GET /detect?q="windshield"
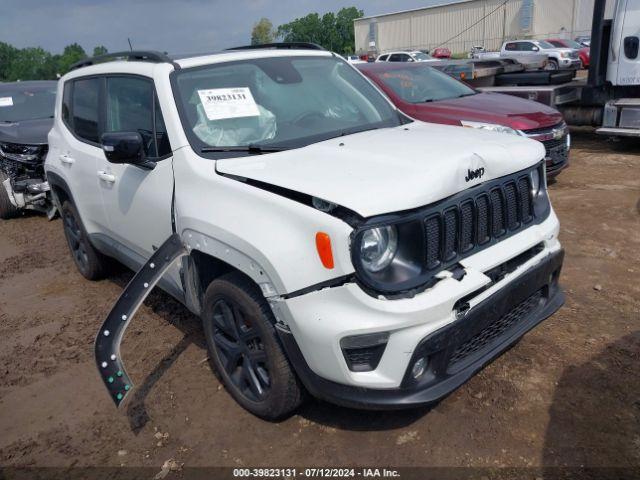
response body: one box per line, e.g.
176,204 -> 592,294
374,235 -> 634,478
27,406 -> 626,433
0,85 -> 56,123
372,65 -> 475,103
412,52 -> 433,61
537,40 -> 557,49
173,55 -> 403,153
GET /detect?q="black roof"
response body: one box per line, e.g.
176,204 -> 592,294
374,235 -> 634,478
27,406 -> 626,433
68,43 -> 328,72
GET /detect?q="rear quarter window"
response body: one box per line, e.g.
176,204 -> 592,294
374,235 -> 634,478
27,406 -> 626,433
71,78 -> 101,143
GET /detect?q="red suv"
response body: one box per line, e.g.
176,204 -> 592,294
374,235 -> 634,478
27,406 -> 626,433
547,38 -> 590,68
357,62 -> 570,177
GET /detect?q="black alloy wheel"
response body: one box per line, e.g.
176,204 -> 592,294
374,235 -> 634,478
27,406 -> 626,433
63,207 -> 90,272
202,272 -> 303,419
211,298 -> 271,401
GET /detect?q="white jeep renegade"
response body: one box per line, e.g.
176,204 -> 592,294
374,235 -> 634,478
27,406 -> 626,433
45,45 -> 564,419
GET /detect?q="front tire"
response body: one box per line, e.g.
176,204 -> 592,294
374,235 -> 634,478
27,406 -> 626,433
202,272 -> 303,420
60,200 -> 110,280
546,59 -> 559,71
0,171 -> 19,219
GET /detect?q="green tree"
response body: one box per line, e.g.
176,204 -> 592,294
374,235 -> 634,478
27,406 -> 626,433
251,18 -> 275,45
56,43 -> 87,75
6,47 -> 56,81
93,45 -> 108,57
0,42 -> 19,81
276,7 -> 363,54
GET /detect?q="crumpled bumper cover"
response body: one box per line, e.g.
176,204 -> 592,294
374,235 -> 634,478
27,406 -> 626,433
278,249 -> 564,410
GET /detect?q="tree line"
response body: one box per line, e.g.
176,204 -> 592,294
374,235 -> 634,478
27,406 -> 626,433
1,6 -> 363,82
251,7 -> 363,55
0,42 -> 107,82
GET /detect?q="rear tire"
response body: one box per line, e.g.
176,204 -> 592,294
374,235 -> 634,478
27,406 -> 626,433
60,200 -> 111,280
0,172 -> 19,219
202,272 -> 303,420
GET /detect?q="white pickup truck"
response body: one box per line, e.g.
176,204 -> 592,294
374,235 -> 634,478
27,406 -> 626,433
473,39 -> 581,71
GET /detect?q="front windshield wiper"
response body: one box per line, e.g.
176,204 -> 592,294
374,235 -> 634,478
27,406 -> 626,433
421,92 -> 476,103
200,144 -> 288,154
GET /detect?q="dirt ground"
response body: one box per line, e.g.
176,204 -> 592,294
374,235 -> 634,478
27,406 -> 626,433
0,130 -> 639,476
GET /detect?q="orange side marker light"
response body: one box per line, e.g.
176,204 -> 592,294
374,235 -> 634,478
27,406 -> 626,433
315,232 -> 334,269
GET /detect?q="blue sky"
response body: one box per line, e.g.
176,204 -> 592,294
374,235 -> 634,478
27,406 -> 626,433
1,0 -> 452,54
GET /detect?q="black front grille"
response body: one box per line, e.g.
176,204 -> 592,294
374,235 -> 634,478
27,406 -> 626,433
449,289 -> 543,365
542,137 -> 565,156
422,175 -> 535,272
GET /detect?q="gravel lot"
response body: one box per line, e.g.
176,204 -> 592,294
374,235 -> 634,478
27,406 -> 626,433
0,129 -> 638,474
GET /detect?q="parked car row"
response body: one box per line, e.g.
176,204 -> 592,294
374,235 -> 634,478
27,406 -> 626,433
2,44 -> 566,421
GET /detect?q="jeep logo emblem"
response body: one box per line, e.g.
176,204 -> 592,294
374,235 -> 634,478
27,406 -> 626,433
465,167 -> 485,182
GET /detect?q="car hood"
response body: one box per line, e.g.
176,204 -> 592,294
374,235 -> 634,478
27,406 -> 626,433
0,117 -> 52,145
413,92 -> 563,131
216,121 -> 544,218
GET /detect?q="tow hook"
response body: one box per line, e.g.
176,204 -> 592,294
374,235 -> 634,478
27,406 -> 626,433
94,233 -> 187,407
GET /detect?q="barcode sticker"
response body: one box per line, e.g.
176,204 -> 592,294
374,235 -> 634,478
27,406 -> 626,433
197,87 -> 259,121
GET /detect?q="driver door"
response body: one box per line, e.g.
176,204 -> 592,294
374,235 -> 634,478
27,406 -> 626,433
97,75 -> 175,268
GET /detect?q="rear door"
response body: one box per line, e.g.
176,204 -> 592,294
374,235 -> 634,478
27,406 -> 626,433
97,75 -> 175,267
53,77 -> 110,235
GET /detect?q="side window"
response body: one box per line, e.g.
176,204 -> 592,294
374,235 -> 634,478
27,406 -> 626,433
624,36 -> 639,59
378,54 -> 388,61
505,43 -> 517,51
106,76 -> 156,157
72,78 -> 100,143
105,76 -> 171,158
520,42 -> 535,51
389,54 -> 402,62
400,54 -> 411,62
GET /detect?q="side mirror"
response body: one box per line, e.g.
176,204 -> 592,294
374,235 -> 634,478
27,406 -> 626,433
532,46 -> 540,52
101,132 -> 155,170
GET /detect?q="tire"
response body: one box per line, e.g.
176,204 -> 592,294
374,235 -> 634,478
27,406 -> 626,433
60,200 -> 110,280
0,171 -> 19,220
202,272 -> 303,420
546,59 -> 559,71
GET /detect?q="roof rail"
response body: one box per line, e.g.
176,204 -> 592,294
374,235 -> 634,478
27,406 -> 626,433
69,50 -> 178,71
226,42 -> 326,51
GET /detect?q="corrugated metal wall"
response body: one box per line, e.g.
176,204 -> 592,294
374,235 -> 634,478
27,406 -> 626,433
532,0 -> 615,39
353,0 -> 615,55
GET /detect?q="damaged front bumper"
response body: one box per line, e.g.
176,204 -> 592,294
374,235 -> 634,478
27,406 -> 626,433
1,154 -> 54,216
277,248 -> 564,410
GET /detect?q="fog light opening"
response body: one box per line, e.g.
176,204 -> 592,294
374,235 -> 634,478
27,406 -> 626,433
411,357 -> 428,380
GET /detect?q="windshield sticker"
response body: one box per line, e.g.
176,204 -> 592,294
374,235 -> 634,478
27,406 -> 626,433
197,88 -> 259,121
0,97 -> 13,107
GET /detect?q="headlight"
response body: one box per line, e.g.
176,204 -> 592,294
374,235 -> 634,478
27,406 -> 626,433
531,168 -> 540,197
353,220 -> 425,293
460,121 -> 522,136
531,163 -> 549,217
0,142 -> 43,162
360,226 -> 398,272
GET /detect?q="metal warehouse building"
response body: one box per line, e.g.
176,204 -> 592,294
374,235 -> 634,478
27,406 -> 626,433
354,0 -> 614,55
